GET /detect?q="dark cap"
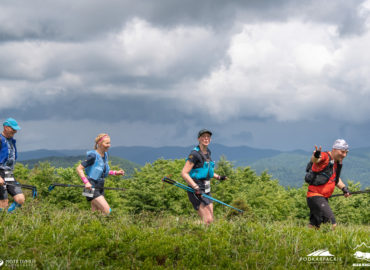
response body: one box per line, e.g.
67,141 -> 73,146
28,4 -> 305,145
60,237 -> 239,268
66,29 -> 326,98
198,129 -> 212,138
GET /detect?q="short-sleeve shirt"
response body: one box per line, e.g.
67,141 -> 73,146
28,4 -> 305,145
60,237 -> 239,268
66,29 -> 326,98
81,152 -> 97,168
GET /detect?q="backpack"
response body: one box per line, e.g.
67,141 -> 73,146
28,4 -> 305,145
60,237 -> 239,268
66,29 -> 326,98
304,152 -> 338,186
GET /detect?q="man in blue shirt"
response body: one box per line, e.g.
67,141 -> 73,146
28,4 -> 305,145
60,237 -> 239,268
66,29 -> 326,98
0,118 -> 25,213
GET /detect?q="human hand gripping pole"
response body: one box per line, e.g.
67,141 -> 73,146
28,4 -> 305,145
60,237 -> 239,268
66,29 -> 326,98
194,187 -> 204,199
162,177 -> 244,213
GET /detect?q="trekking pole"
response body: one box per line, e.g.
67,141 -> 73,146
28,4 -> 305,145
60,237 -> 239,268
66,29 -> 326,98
48,183 -> 126,192
4,183 -> 37,198
21,184 -> 38,198
330,189 -> 370,198
162,177 -> 244,213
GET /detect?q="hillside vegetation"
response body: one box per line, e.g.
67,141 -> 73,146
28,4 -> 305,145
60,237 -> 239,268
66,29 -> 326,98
18,144 -> 370,188
0,158 -> 368,269
1,206 -> 369,269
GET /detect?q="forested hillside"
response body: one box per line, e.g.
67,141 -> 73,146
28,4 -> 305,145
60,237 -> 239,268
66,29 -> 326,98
18,144 -> 370,188
249,151 -> 370,188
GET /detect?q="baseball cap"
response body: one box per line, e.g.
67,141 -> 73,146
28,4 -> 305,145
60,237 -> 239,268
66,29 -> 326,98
198,129 -> 212,138
3,118 -> 21,130
332,139 -> 348,151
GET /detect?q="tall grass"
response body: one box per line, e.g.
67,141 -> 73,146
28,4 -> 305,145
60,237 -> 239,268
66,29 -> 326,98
0,202 -> 368,269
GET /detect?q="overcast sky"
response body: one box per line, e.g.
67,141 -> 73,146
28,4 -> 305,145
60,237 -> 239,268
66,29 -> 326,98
2,0 -> 370,151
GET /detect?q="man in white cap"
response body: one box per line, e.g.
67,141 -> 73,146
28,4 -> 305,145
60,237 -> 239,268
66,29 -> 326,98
305,139 -> 351,230
0,117 -> 25,213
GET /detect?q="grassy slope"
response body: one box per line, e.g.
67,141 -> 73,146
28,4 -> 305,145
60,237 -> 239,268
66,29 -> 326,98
1,203 -> 368,269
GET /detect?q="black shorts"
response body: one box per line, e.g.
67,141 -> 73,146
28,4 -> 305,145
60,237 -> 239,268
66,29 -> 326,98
307,196 -> 336,227
0,170 -> 23,200
0,182 -> 23,200
85,179 -> 105,202
187,190 -> 213,211
85,188 -> 105,202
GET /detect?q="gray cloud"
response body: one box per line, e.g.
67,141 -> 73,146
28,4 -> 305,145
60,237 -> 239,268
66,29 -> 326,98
0,0 -> 365,42
2,0 -> 370,151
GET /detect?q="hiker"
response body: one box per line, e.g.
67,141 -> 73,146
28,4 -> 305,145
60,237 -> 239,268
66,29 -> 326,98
305,139 -> 351,230
0,118 -> 25,213
181,129 -> 227,224
76,133 -> 124,214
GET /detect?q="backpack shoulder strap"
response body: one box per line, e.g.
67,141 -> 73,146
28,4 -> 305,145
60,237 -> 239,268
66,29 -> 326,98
327,151 -> 333,162
335,162 -> 342,184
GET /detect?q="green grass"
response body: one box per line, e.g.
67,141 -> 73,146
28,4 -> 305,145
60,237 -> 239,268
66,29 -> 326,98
0,203 -> 368,269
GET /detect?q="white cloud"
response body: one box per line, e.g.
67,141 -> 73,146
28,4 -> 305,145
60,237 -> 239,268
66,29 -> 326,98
184,19 -> 370,123
114,18 -> 218,77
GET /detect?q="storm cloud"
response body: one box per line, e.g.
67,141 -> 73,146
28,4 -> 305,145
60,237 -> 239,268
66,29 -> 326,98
1,0 -> 370,151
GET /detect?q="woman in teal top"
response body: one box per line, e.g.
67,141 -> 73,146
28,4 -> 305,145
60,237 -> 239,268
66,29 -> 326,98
181,129 -> 226,225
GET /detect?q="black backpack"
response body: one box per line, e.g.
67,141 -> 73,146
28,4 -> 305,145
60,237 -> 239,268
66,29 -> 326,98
304,152 -> 341,186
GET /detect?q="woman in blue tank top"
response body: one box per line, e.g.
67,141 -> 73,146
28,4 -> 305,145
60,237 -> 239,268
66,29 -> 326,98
76,133 -> 124,214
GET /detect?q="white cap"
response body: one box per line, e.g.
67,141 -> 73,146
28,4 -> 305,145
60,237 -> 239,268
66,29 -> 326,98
332,139 -> 349,151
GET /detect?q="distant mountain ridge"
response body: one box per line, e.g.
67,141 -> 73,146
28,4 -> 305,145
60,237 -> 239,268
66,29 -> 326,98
19,155 -> 141,177
18,143 -> 284,165
18,144 -> 370,188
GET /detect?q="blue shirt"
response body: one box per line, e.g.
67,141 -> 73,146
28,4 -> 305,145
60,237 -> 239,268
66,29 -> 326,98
0,137 -> 16,171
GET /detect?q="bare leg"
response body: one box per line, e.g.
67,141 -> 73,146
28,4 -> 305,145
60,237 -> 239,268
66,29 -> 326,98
0,199 -> 9,209
198,203 -> 214,225
13,193 -> 25,205
91,196 -> 111,215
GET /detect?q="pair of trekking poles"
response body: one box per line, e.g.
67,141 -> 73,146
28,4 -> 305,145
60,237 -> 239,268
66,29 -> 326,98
47,180 -> 245,213
7,179 -> 370,212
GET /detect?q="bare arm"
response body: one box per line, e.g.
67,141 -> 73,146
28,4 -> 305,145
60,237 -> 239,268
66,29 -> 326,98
336,178 -> 350,197
109,169 -> 125,176
76,164 -> 92,190
181,160 -> 199,189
